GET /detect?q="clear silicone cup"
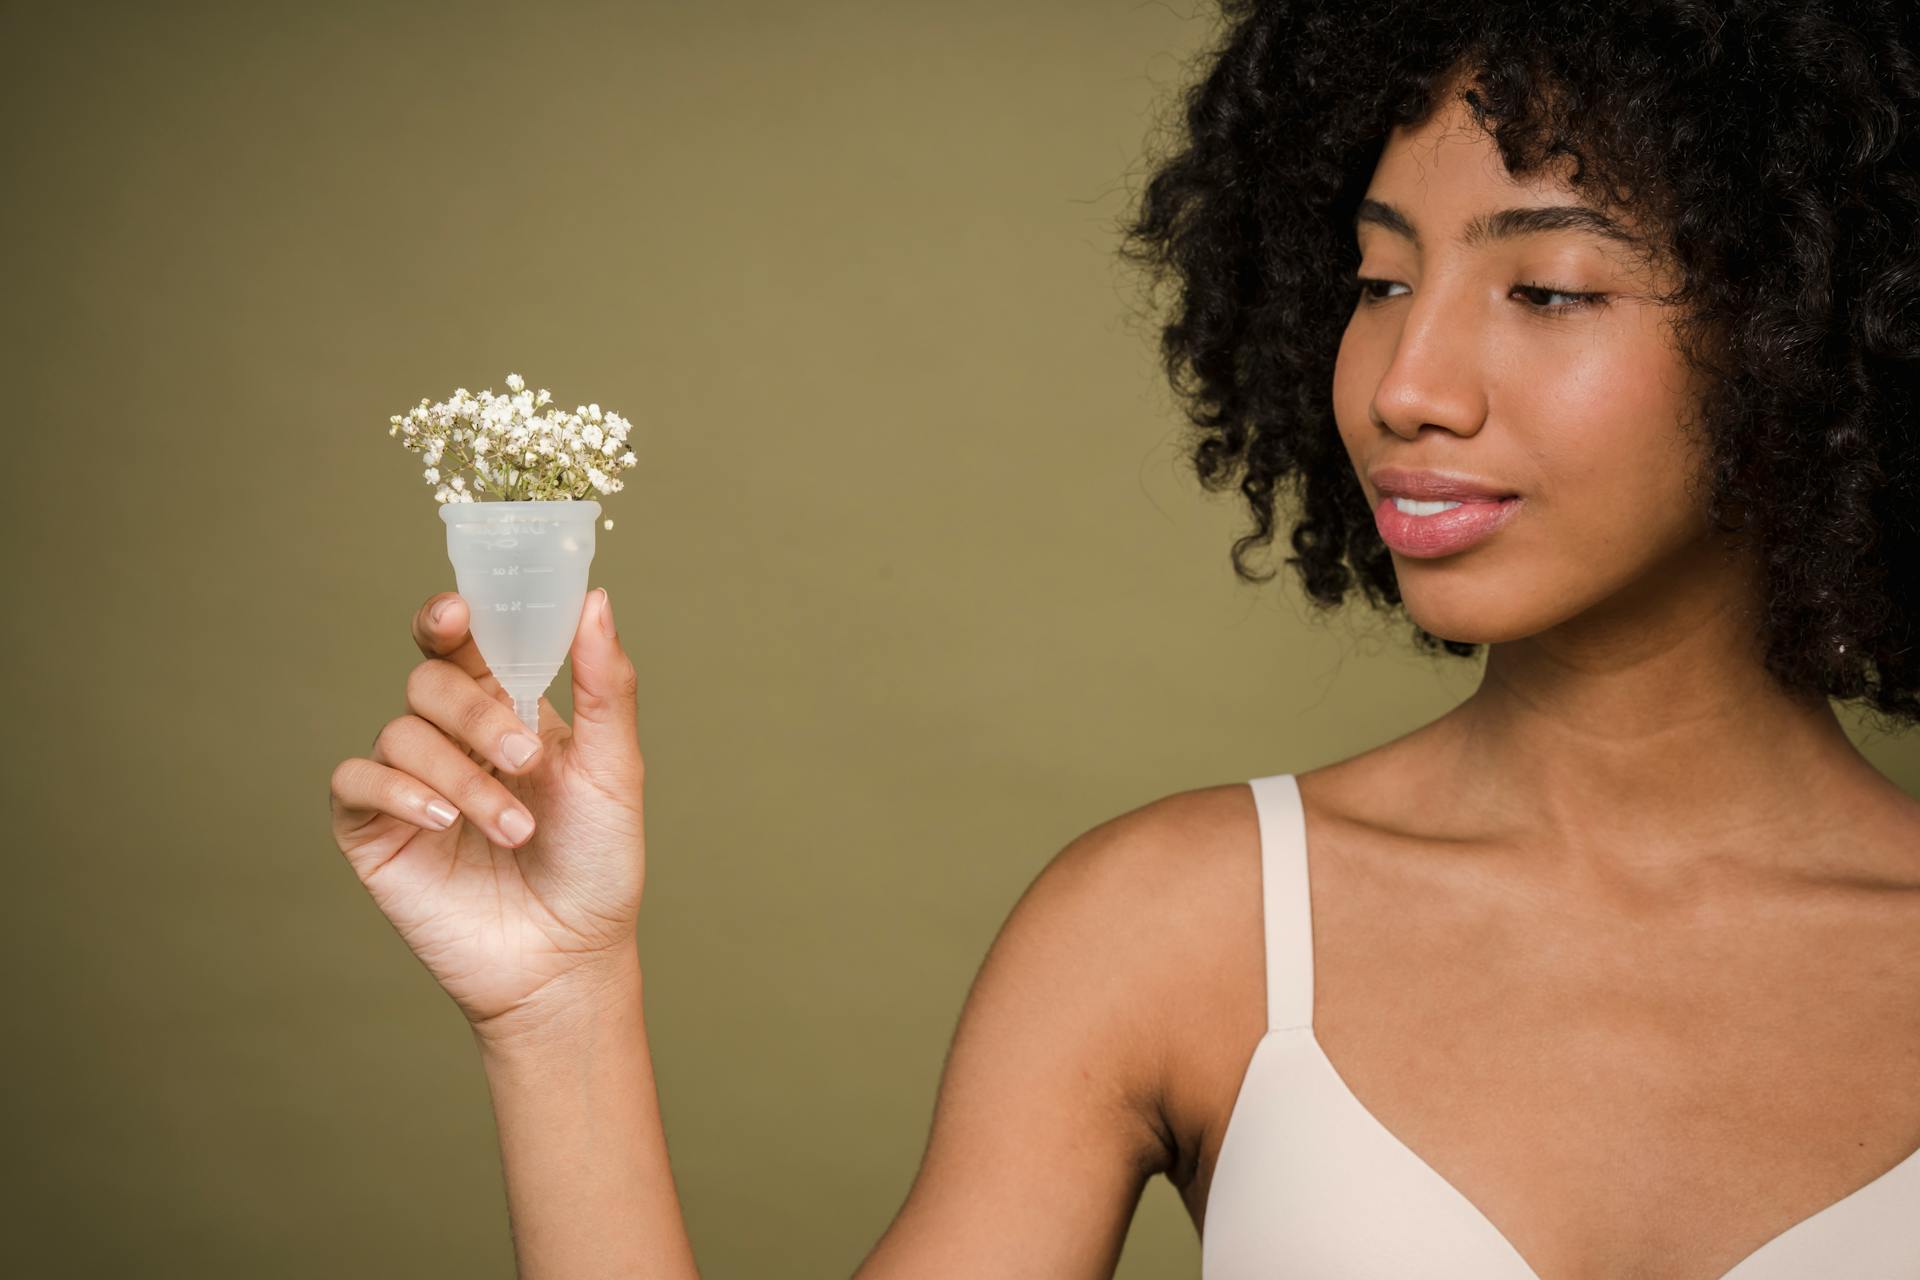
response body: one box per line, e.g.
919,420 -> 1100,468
438,499 -> 601,734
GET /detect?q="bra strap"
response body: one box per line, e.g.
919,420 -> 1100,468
1250,772 -> 1314,1032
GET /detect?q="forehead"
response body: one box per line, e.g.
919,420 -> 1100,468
1374,92 -> 1575,210
1361,92 -> 1653,259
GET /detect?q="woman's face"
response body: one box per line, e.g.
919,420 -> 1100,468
1332,88 -> 1727,647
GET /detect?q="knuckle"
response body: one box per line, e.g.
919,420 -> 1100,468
454,767 -> 498,809
404,658 -> 445,705
373,714 -> 433,765
458,690 -> 502,743
329,757 -> 359,798
371,717 -> 403,757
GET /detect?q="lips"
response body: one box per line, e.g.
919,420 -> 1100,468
1372,493 -> 1524,558
1367,466 -> 1518,503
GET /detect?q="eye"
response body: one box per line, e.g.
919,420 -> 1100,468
1352,275 -> 1407,305
1350,275 -> 1609,313
1511,281 -> 1608,311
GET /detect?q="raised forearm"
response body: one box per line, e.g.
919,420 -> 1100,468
472,949 -> 700,1280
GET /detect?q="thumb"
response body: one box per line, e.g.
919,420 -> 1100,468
567,587 -> 643,773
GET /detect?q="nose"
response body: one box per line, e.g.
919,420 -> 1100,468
1365,281 -> 1489,442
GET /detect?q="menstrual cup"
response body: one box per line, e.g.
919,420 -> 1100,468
439,499 -> 601,734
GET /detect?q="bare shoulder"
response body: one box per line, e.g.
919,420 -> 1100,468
1044,781 -> 1276,1202
958,779 -> 1266,1158
1029,780 -> 1261,942
850,779 -> 1263,1277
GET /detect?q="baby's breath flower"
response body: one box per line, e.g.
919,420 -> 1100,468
387,373 -> 641,514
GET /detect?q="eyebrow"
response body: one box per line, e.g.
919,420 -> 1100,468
1354,197 -> 1643,251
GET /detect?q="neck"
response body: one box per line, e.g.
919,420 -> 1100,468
1425,535 -> 1892,896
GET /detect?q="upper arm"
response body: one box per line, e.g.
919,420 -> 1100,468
851,791 -> 1207,1279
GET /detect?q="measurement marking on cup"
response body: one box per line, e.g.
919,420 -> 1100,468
491,601 -> 558,612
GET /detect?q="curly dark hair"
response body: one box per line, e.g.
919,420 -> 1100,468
1118,0 -> 1920,730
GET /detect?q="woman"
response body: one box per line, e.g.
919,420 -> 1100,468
327,1 -> 1920,1275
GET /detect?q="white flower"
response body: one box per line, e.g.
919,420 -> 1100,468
389,373 -> 638,510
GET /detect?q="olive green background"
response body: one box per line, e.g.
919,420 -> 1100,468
7,2 -> 1916,1276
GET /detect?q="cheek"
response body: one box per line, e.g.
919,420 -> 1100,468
1503,340 -> 1710,560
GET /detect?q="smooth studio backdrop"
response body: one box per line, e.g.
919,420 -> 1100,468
8,1 -> 1918,1276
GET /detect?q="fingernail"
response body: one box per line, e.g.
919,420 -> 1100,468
598,588 -> 616,637
502,733 -> 540,768
432,598 -> 454,624
424,798 -> 459,829
500,808 -> 534,844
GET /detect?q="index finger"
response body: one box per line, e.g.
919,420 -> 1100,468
412,592 -> 502,693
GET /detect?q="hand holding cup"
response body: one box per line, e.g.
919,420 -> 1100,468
327,587 -> 648,1040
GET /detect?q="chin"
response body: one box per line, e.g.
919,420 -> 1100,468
1395,571 -> 1556,647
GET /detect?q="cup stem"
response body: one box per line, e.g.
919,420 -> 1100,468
513,695 -> 540,735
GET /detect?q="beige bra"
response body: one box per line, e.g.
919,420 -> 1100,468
1200,772 -> 1920,1279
